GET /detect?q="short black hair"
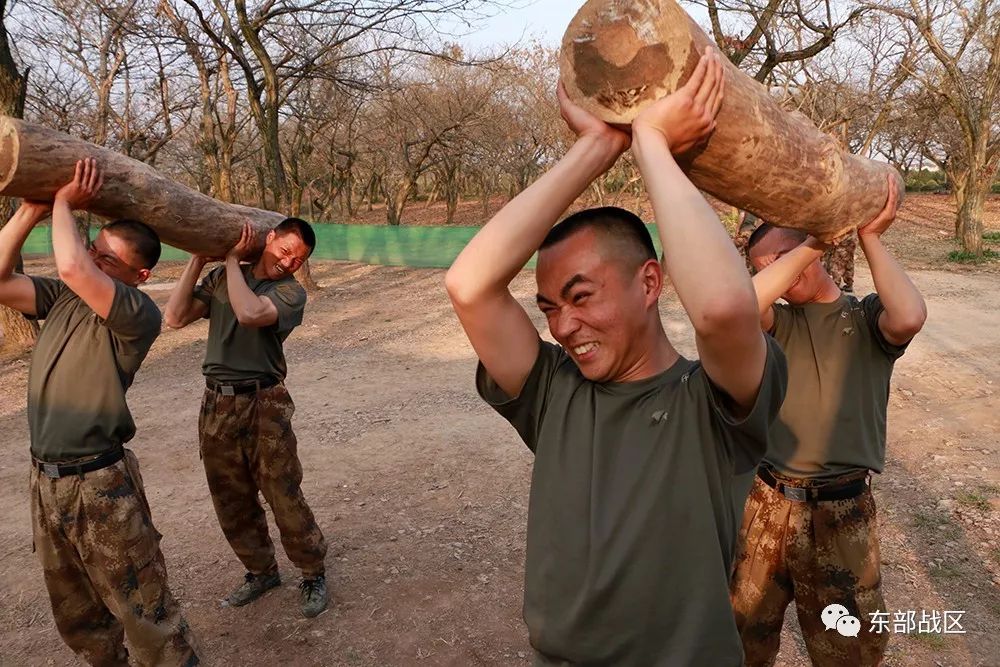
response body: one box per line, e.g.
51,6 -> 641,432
540,206 -> 656,271
274,217 -> 316,255
747,222 -> 807,254
103,219 -> 161,269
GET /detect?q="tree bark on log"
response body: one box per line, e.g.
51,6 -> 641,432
560,0 -> 903,241
0,117 -> 284,256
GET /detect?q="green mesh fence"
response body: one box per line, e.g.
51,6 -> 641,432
23,222 -> 664,269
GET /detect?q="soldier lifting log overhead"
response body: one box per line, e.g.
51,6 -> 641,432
0,158 -> 199,666
164,217 -> 329,619
731,178 -> 927,666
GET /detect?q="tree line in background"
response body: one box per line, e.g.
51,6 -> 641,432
0,0 -> 997,349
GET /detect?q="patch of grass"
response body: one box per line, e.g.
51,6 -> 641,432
979,482 -> 1000,496
929,562 -> 962,579
956,490 -> 994,512
947,249 -> 1000,263
983,231 -> 1000,242
910,632 -> 947,649
911,510 -> 960,540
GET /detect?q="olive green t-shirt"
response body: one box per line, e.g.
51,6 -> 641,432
26,277 -> 162,462
193,264 -> 306,382
766,293 -> 908,479
476,336 -> 787,666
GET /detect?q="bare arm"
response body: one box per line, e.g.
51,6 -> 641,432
51,159 -> 116,319
0,201 -> 50,315
445,85 -> 630,398
224,223 -> 279,328
164,256 -> 210,329
751,237 -> 828,331
858,177 -> 926,345
632,49 -> 766,411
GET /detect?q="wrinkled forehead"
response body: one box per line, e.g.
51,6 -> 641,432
270,230 -> 309,258
536,230 -> 609,289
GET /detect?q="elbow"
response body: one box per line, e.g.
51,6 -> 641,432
163,311 -> 184,330
693,293 -> 759,338
444,267 -> 476,309
893,307 -> 927,341
56,258 -> 87,285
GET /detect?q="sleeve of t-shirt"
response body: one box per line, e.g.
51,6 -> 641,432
860,293 -> 910,361
192,266 -> 223,314
101,281 -> 163,345
769,302 -> 792,337
262,280 -> 306,333
703,334 -> 789,473
29,276 -> 66,320
475,339 -> 565,453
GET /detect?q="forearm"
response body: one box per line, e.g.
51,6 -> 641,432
224,257 -> 270,323
446,133 -> 623,304
752,241 -> 826,315
860,234 -> 926,330
0,207 -> 40,278
165,257 -> 207,325
632,128 -> 756,330
51,199 -> 92,279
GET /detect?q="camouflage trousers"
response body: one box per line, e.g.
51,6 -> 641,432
199,383 -> 327,578
730,472 -> 888,667
30,449 -> 199,667
822,236 -> 857,292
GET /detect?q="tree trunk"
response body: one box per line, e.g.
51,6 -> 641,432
955,172 -> 985,255
0,117 -> 284,256
561,0 -> 902,241
0,3 -> 36,351
295,259 -> 319,292
384,179 -> 414,226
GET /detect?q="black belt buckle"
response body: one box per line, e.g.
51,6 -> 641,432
782,485 -> 810,502
220,385 -> 236,396
42,463 -> 61,479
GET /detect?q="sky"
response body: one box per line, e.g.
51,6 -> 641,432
461,0 -> 579,50
460,0 -> 712,51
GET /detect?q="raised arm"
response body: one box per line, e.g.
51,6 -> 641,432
224,223 -> 279,328
51,159 -> 116,319
164,255 -> 211,329
752,236 -> 828,331
631,49 -> 765,411
445,84 -> 630,398
857,175 -> 927,345
0,201 -> 51,315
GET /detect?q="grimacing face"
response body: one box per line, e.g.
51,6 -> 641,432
88,230 -> 150,287
749,230 -> 826,305
260,229 -> 310,280
535,228 -> 661,382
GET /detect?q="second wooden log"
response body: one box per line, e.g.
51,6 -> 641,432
0,117 -> 283,256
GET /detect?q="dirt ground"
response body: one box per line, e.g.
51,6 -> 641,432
0,198 -> 998,666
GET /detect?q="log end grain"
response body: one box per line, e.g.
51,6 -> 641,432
560,0 -> 696,124
0,117 -> 19,193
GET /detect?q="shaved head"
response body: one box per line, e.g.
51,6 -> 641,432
747,222 -> 808,259
541,206 -> 656,276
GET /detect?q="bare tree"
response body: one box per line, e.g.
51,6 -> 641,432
691,0 -> 867,82
870,0 -> 1000,254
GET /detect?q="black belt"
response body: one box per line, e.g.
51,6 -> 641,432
206,377 -> 280,396
758,466 -> 868,502
33,447 -> 125,479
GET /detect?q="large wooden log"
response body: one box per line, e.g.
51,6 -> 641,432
0,117 -> 282,256
560,0 -> 903,241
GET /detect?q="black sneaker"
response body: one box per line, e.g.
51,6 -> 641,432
225,571 -> 280,607
299,575 -> 328,618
